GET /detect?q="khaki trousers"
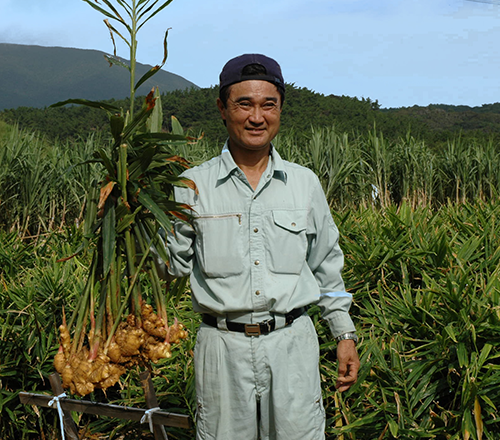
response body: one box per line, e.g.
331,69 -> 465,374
194,314 -> 326,440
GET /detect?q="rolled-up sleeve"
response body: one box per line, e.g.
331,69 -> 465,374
307,179 -> 356,338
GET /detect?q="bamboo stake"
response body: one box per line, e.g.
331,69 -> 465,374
48,373 -> 79,440
140,371 -> 169,440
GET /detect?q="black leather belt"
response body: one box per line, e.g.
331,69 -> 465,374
202,307 -> 305,337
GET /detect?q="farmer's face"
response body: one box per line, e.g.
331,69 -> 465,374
217,80 -> 282,153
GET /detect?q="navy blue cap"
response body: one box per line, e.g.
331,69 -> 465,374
219,54 -> 285,91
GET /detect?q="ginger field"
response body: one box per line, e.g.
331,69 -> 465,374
1,123 -> 500,439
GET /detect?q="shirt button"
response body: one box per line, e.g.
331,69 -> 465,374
255,290 -> 261,295
254,260 -> 260,266
254,228 -> 259,233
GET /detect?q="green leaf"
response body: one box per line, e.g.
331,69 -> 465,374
167,275 -> 189,306
120,106 -> 155,142
102,198 -> 116,278
171,116 -> 184,135
110,113 -> 125,143
142,220 -> 169,264
81,0 -> 121,21
133,132 -> 188,143
462,409 -> 474,440
479,394 -> 497,411
457,342 -> 469,368
83,182 -> 100,246
98,0 -> 127,23
96,148 -> 117,178
444,323 -> 458,343
388,419 -> 399,437
50,98 -> 120,112
137,0 -> 174,29
147,88 -> 163,133
103,17 -> 131,47
104,54 -> 130,71
155,174 -> 192,186
116,206 -> 141,233
115,201 -> 130,220
478,344 -> 493,370
135,65 -> 162,91
115,0 -> 133,16
127,145 -> 156,180
410,370 -> 439,413
137,189 -> 172,233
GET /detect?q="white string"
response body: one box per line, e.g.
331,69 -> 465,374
141,406 -> 161,433
48,392 -> 67,440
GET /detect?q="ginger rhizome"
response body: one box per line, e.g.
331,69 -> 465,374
54,304 -> 187,396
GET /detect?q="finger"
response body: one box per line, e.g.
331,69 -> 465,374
335,374 -> 357,392
336,366 -> 358,387
338,361 -> 347,376
336,383 -> 350,392
347,361 -> 360,380
335,379 -> 354,392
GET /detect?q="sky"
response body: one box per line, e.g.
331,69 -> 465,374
1,0 -> 500,108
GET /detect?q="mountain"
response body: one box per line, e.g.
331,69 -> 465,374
0,43 -> 198,110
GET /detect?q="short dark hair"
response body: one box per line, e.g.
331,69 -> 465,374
219,63 -> 285,108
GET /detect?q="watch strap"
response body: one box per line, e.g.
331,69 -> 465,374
336,332 -> 358,344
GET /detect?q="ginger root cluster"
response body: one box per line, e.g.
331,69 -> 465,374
54,304 -> 188,396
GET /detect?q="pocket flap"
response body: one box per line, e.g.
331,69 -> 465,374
272,210 -> 307,233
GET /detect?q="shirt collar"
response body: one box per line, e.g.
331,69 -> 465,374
217,141 -> 288,184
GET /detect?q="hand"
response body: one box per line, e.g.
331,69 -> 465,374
335,339 -> 360,392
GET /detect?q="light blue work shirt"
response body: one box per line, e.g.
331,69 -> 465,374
167,143 -> 355,337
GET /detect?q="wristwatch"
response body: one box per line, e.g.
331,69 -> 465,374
336,332 -> 358,345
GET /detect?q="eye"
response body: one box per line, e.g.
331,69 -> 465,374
263,102 -> 278,110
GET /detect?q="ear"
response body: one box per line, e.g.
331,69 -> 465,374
216,98 -> 226,121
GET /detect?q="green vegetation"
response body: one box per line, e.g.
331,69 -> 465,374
0,227 -> 198,439
43,0 -> 199,410
4,83 -> 500,149
327,202 -> 500,439
0,123 -> 101,236
2,112 -> 499,237
2,198 -> 499,439
1,121 -> 500,438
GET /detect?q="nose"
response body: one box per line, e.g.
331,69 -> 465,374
248,105 -> 264,124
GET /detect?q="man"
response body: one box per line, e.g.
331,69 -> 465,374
166,54 -> 359,440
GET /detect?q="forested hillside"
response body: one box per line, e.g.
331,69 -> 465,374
383,103 -> 500,141
3,84 -> 500,148
0,43 -> 198,110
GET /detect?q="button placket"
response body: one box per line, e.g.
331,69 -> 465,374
249,196 -> 265,310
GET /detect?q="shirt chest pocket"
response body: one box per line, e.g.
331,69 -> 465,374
195,214 -> 244,278
266,210 -> 308,274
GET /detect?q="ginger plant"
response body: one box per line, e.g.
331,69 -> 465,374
51,0 -> 194,396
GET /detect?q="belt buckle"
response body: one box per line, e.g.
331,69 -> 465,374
244,323 -> 261,337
